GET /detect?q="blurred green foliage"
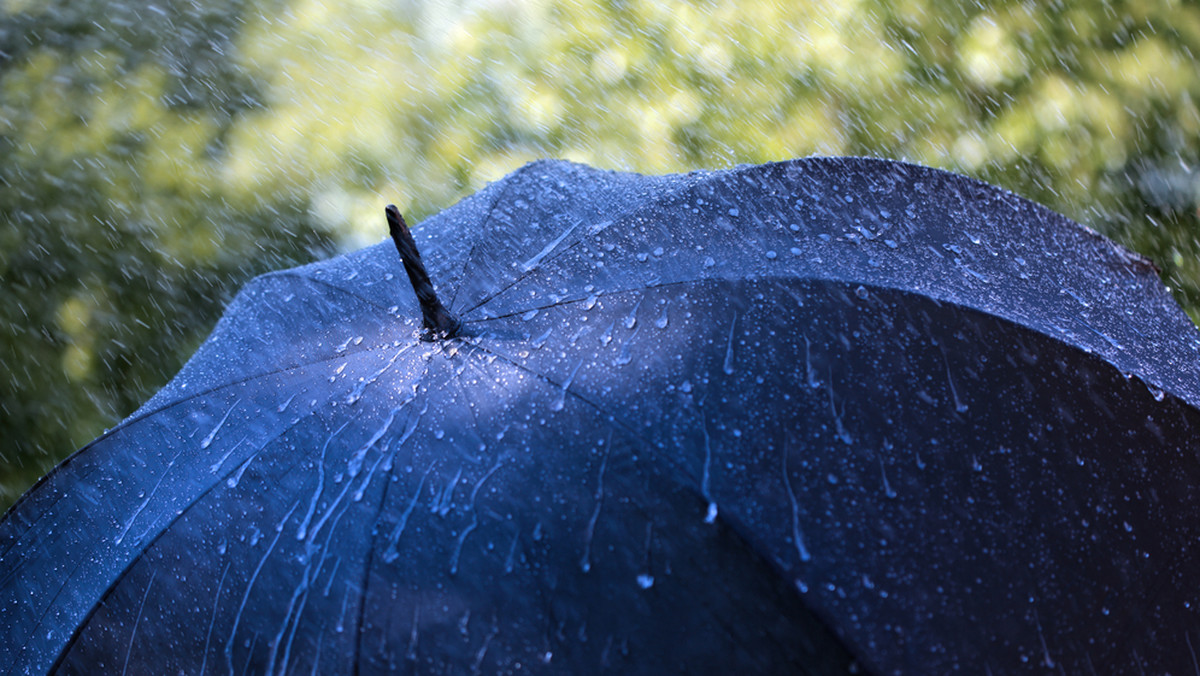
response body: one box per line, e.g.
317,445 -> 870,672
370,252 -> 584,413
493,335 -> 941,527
2,0 -> 1198,508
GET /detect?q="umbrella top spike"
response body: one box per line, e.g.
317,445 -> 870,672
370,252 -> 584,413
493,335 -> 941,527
385,205 -> 462,338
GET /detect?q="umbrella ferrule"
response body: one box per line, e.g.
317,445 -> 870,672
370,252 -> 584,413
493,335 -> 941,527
386,205 -> 463,338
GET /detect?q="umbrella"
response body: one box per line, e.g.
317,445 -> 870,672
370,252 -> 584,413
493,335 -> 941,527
3,157 -> 1200,674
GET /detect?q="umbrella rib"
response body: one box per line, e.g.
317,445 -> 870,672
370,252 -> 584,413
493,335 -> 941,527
350,453 -> 403,676
458,235 -> 590,318
119,569 -> 156,676
255,270 -> 396,314
13,555 -> 92,676
446,162 -> 539,312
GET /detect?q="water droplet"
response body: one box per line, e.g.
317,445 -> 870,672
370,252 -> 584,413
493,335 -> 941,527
855,286 -> 869,300
636,573 -> 655,589
766,250 -> 777,259
521,309 -> 539,321
623,298 -> 641,330
703,256 -> 715,268
276,393 -> 295,415
790,247 -> 802,256
652,246 -> 664,257
728,207 -> 740,217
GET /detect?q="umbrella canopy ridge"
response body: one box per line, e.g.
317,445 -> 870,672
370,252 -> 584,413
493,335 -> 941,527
2,157 -> 1200,674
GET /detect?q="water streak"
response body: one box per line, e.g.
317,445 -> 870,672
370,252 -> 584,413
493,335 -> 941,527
782,442 -> 811,562
723,314 -> 738,375
346,347 -> 408,405
580,439 -> 611,572
201,399 -> 241,449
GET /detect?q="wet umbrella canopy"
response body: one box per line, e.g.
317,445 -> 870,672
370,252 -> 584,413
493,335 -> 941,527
3,157 -> 1200,674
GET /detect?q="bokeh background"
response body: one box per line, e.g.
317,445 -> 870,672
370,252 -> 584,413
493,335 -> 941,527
2,0 -> 1198,508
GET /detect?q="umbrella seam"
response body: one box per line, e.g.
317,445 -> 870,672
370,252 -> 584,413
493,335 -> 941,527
12,555 -> 91,676
447,161 -> 543,312
252,270 -> 396,314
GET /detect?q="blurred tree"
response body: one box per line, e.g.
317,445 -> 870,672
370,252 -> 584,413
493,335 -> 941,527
0,0 -> 336,504
2,0 -> 1198,508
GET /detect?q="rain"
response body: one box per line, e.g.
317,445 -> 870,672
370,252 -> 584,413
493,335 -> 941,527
3,1 -> 1200,674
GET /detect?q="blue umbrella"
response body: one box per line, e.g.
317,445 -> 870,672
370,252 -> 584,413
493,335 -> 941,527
3,158 -> 1199,674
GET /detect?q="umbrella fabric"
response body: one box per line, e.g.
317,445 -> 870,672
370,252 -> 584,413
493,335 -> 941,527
3,157 -> 1200,674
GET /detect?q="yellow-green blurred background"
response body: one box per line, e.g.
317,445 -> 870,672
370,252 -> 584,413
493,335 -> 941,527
2,0 -> 1199,508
